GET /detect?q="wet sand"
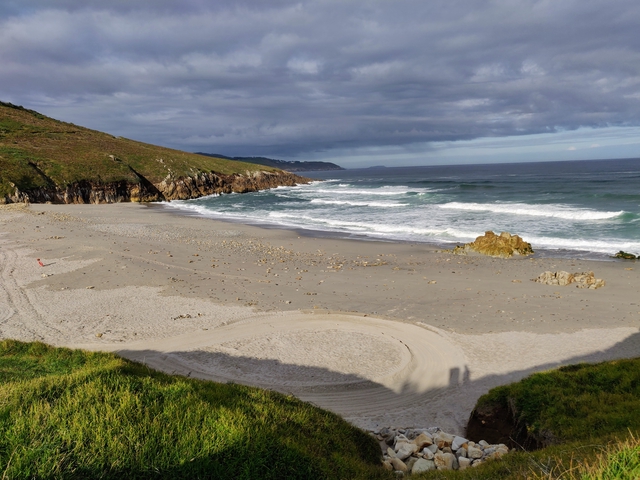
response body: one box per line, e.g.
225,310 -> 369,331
1,202 -> 639,433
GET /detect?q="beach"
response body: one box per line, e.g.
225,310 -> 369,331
1,202 -> 639,434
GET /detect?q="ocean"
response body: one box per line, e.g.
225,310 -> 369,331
165,158 -> 640,261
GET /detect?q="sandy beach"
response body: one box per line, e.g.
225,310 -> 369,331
1,202 -> 639,434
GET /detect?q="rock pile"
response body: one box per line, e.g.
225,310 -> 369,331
371,427 -> 509,475
452,231 -> 534,258
533,271 -> 605,289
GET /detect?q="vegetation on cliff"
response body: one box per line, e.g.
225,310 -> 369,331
0,101 -> 308,203
0,340 -> 389,479
197,153 -> 345,172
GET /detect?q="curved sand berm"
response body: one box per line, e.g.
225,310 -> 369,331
1,203 -> 639,433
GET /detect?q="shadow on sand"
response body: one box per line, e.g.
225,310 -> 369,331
115,329 -> 640,438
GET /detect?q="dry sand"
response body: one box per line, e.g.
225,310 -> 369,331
1,202 -> 639,434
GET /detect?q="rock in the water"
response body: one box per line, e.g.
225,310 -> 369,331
614,250 -> 637,260
453,231 -> 534,258
412,458 -> 436,473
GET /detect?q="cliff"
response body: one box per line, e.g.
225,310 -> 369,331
0,101 -> 309,204
4,170 -> 306,204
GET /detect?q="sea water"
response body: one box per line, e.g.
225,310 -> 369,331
165,158 -> 640,260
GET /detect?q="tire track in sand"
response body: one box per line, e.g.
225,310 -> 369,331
0,246 -> 63,340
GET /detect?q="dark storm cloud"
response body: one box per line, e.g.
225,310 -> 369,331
1,0 -> 640,159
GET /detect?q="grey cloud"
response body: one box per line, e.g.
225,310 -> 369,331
1,0 -> 640,160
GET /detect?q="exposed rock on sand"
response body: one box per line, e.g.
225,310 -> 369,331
453,231 -> 534,258
533,271 -> 605,289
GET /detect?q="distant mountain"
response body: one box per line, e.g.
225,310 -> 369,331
0,101 -> 308,204
197,153 -> 344,172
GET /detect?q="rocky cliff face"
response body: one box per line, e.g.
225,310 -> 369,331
2,170 -> 309,204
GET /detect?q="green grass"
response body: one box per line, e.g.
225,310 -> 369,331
2,341 -> 638,479
413,358 -> 640,479
0,340 -> 390,479
0,101 -> 276,197
475,358 -> 640,445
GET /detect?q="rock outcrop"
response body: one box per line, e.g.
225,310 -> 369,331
453,231 -> 534,258
2,170 -> 308,204
373,427 -> 509,475
533,271 -> 605,289
614,251 -> 637,260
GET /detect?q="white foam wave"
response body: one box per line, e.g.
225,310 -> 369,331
267,212 -> 476,238
439,202 -> 623,221
310,186 -> 434,196
310,199 -> 406,208
524,235 -> 640,256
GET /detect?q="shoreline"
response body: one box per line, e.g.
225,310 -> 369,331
1,202 -> 638,434
155,200 -> 627,263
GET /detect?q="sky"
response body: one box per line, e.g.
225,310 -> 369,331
2,0 -> 640,168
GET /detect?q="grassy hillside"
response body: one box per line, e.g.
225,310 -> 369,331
0,102 -> 275,198
0,340 -> 389,479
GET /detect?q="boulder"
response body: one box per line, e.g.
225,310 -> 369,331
395,442 -> 419,460
413,433 -> 433,449
426,443 -> 438,454
421,448 -> 435,460
454,231 -> 534,258
456,446 -> 467,458
434,452 -> 456,470
614,251 -> 637,260
452,435 -> 469,451
458,457 -> 472,470
412,458 -> 436,473
467,445 -> 484,459
433,431 -> 454,449
405,457 -> 418,472
389,457 -> 408,473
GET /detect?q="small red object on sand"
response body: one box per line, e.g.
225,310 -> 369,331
37,259 -> 44,267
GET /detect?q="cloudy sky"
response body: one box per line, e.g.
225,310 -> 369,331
2,0 -> 640,167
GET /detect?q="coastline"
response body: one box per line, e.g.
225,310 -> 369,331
155,200 -> 629,262
1,202 -> 638,434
